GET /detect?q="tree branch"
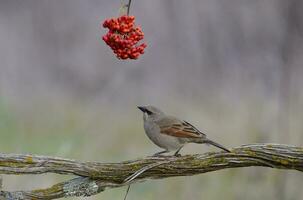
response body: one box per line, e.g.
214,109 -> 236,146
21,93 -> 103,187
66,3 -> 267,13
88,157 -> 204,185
0,143 -> 302,199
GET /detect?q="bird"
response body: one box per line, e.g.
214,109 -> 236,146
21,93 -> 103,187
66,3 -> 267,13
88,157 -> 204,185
138,105 -> 230,156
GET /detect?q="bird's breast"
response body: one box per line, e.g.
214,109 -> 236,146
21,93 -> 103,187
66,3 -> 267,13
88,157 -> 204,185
143,121 -> 183,151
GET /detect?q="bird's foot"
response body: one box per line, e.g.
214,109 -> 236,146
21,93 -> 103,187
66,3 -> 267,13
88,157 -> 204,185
153,150 -> 169,157
174,153 -> 182,157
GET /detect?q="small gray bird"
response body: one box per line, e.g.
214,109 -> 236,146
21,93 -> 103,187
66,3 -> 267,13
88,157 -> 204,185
138,105 -> 230,156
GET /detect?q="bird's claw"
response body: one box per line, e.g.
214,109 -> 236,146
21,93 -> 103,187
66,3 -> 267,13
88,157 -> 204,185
174,153 -> 181,157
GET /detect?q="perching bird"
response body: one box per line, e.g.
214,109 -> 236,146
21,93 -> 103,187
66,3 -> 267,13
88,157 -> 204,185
138,105 -> 230,156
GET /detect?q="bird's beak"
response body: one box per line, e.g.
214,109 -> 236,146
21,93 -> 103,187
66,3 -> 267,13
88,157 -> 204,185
137,106 -> 146,113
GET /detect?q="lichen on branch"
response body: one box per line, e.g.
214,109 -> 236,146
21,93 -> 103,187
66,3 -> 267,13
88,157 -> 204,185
0,143 -> 302,199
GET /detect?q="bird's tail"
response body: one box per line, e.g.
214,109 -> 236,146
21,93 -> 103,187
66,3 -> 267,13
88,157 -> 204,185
204,139 -> 230,152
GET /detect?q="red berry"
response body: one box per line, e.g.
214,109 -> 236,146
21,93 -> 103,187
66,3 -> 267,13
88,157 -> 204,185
102,15 -> 147,60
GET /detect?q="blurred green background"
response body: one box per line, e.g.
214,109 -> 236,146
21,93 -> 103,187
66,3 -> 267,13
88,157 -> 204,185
0,0 -> 303,199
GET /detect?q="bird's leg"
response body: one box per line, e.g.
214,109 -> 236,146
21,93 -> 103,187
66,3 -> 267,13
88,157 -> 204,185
153,150 -> 169,156
174,147 -> 184,157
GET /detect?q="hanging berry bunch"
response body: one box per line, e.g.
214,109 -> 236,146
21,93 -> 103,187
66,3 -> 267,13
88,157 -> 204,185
102,0 -> 147,60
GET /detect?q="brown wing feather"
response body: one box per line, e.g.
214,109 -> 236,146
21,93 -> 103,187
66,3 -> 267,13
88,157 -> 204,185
182,121 -> 206,136
161,126 -> 202,138
159,118 -> 205,138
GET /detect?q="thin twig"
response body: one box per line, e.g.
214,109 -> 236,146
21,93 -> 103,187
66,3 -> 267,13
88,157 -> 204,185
124,160 -> 172,183
123,158 -> 172,200
127,0 -> 132,15
123,185 -> 131,200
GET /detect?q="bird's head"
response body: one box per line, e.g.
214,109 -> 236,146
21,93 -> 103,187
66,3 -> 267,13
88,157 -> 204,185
137,105 -> 164,121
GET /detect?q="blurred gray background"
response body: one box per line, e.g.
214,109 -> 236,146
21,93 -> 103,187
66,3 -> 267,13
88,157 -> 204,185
0,0 -> 303,199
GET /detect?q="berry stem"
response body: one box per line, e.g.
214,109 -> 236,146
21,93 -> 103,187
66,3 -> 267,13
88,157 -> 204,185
127,0 -> 132,15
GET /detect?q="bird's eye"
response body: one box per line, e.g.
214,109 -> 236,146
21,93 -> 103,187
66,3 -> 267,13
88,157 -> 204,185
145,109 -> 153,115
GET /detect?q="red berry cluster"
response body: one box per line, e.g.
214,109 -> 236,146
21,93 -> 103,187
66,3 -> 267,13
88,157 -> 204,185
102,15 -> 147,60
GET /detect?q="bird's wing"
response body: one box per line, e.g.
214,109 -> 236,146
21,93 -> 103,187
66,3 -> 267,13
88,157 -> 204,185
157,117 -> 205,138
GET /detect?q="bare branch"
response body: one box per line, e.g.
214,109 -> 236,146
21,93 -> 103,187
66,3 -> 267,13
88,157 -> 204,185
0,144 -> 302,199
